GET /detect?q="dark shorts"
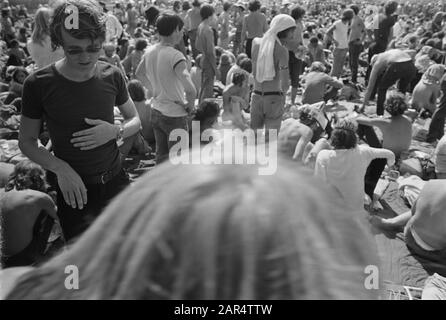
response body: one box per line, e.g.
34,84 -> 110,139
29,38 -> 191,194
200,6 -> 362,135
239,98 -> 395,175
405,225 -> 446,277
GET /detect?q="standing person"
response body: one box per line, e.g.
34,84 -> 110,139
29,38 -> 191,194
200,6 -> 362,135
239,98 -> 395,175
365,1 -> 399,84
18,0 -> 141,241
241,0 -> 268,58
218,1 -> 231,50
251,14 -> 296,138
114,2 -> 126,26
99,1 -> 123,43
27,7 -> 64,70
348,5 -> 365,84
287,5 -> 305,105
232,2 -> 245,56
325,9 -> 354,78
1,7 -> 15,46
196,4 -> 217,102
428,72 -> 446,142
362,49 -> 416,116
126,2 -> 139,38
136,12 -> 196,163
179,1 -> 191,49
186,0 -> 202,59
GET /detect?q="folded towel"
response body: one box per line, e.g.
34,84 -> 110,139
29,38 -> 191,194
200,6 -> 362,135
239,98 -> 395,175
256,14 -> 295,83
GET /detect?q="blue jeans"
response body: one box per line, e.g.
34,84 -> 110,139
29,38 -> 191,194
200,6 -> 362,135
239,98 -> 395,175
349,40 -> 363,83
200,62 -> 215,102
151,109 -> 189,164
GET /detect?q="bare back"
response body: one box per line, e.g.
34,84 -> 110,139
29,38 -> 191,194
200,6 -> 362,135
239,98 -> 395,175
380,116 -> 412,157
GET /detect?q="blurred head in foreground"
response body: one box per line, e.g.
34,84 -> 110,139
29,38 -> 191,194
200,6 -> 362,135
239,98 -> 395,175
6,154 -> 380,299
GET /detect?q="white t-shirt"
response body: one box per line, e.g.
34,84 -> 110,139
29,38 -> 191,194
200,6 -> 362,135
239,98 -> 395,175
434,135 -> 446,173
333,20 -> 350,49
27,36 -> 65,70
140,44 -> 188,117
315,145 -> 392,211
105,13 -> 123,42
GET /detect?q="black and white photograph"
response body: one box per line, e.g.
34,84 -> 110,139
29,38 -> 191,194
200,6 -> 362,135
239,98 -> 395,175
0,0 -> 446,305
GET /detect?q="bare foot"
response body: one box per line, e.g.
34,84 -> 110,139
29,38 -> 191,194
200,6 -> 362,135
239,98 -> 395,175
371,199 -> 383,212
367,215 -> 394,230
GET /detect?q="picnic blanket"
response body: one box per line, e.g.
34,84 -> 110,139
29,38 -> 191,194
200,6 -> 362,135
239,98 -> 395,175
375,229 -> 429,289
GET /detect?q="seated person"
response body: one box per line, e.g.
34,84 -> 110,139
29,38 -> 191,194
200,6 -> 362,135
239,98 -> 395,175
218,53 -> 233,85
278,117 -> 314,162
127,79 -> 155,146
122,38 -> 148,79
0,160 -> 58,269
225,53 -> 248,85
307,36 -> 326,65
101,42 -> 126,77
422,273 -> 446,300
222,71 -> 249,130
315,119 -> 395,213
369,180 -> 446,279
433,135 -> 446,179
301,61 -> 343,105
279,101 -> 340,164
7,39 -> 27,66
190,99 -> 221,146
411,64 -> 445,114
427,72 -> 446,142
4,66 -> 28,106
354,91 -> 412,199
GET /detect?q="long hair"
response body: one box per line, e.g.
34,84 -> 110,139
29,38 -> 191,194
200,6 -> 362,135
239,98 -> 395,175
32,7 -> 52,46
6,157 -> 380,299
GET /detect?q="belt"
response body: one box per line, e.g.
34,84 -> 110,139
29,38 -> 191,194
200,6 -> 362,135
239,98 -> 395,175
82,165 -> 122,185
253,90 -> 283,96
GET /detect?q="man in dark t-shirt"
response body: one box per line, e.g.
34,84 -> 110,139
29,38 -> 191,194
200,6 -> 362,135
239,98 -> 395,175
19,0 -> 141,241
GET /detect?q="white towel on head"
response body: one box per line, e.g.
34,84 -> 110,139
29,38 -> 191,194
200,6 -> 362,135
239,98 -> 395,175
255,14 -> 296,83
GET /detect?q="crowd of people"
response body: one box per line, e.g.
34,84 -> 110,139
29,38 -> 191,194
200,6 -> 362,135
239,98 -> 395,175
1,0 -> 446,300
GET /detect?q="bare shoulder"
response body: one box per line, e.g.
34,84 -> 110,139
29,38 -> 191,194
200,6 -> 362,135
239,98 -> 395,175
4,189 -> 53,208
274,43 -> 288,63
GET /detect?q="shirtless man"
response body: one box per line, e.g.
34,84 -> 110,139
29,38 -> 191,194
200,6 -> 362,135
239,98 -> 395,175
369,179 -> 446,279
222,70 -> 249,129
411,64 -> 445,114
356,91 -> 412,199
251,14 -> 296,138
363,49 -> 417,116
1,160 -> 58,268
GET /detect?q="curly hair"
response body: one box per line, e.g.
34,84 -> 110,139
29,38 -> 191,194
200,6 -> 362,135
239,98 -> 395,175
5,160 -> 49,193
193,99 -> 220,124
384,91 -> 408,116
330,119 -> 358,150
50,0 -> 107,50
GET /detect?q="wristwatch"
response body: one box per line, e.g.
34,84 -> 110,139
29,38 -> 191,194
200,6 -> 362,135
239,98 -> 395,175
116,123 -> 124,142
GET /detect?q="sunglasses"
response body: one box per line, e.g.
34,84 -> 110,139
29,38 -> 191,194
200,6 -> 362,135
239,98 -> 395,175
65,46 -> 102,56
